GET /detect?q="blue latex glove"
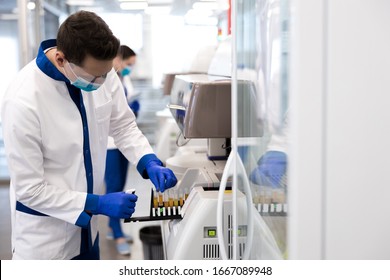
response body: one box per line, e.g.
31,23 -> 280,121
92,192 -> 138,219
249,151 -> 287,188
146,160 -> 177,192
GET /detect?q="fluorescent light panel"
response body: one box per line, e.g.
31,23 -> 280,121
144,6 -> 171,15
120,2 -> 148,10
118,0 -> 146,2
66,0 -> 94,6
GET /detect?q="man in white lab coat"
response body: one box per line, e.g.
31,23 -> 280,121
1,10 -> 177,260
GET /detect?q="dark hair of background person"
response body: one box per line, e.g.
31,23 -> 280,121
118,45 -> 136,60
57,10 -> 120,65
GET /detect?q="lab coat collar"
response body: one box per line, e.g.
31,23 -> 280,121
36,39 -> 69,83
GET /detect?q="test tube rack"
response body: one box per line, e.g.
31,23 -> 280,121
125,188 -> 185,222
254,202 -> 287,216
252,188 -> 287,216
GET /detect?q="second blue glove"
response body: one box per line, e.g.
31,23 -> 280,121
145,160 -> 177,192
249,151 -> 287,188
92,192 -> 138,219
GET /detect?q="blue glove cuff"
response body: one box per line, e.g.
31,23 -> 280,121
75,212 -> 92,229
137,153 -> 163,179
74,194 -> 98,228
85,194 -> 99,213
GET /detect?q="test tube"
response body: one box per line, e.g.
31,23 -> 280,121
163,191 -> 169,208
273,189 -> 285,214
179,190 -> 184,206
153,191 -> 158,209
157,207 -> 161,217
261,188 -> 271,213
168,189 -> 174,208
173,189 -> 179,207
270,203 -> 275,213
253,190 -> 260,204
184,187 -> 189,200
158,191 -> 163,207
278,189 -> 286,204
264,188 -> 272,204
272,189 -> 283,203
259,189 -> 265,204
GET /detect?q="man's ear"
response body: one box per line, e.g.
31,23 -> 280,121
55,51 -> 66,67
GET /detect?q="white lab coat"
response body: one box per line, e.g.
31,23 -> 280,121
107,74 -> 135,149
1,50 -> 153,259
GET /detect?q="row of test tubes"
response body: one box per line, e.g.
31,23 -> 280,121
152,188 -> 190,218
252,187 -> 287,216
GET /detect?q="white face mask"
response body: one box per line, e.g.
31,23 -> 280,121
63,61 -> 107,91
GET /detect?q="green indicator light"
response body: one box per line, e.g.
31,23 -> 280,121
238,229 -> 242,236
208,230 -> 216,237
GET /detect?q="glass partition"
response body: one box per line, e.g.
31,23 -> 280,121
231,0 -> 289,259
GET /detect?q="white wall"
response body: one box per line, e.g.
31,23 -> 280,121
325,0 -> 390,259
150,14 -> 218,88
0,20 -> 19,118
101,13 -> 218,87
290,0 -> 390,259
288,0 -> 326,259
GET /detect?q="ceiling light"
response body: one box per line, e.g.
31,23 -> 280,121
120,2 -> 148,10
144,6 -> 171,15
193,2 -> 218,10
27,1 -> 36,10
66,0 -> 94,6
193,1 -> 229,11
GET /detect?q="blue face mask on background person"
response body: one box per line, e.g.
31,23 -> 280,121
63,61 -> 107,91
121,66 -> 132,77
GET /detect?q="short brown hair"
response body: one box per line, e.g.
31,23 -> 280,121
57,10 -> 120,65
118,45 -> 136,60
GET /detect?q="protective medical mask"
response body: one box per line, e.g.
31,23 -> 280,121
63,61 -> 107,92
120,66 -> 132,77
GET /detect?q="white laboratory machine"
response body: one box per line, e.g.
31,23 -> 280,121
165,73 -> 261,178
160,70 -> 281,260
163,168 -> 282,260
154,45 -> 218,164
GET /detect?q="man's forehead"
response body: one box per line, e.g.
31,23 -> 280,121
81,55 -> 113,76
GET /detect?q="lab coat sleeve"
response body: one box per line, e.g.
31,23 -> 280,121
2,98 -> 90,227
106,72 -> 155,169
